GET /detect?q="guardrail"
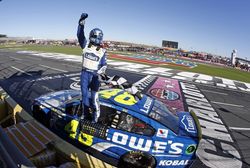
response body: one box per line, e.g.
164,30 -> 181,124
0,87 -> 114,168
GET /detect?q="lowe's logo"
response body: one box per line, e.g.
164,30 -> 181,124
181,115 -> 195,133
84,53 -> 99,61
109,132 -> 184,154
140,97 -> 153,114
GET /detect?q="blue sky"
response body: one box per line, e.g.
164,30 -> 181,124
0,0 -> 250,59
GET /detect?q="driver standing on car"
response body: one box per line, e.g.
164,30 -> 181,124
77,13 -> 107,123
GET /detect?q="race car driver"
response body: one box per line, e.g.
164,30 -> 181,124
77,13 -> 107,123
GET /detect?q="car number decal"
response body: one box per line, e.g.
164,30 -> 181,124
64,119 -> 93,146
78,132 -> 93,146
99,89 -> 137,106
99,89 -> 122,99
114,91 -> 136,105
64,119 -> 79,139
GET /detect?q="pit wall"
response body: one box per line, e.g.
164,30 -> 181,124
0,87 -> 114,168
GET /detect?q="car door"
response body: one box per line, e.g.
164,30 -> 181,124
104,110 -> 155,158
50,100 -> 82,138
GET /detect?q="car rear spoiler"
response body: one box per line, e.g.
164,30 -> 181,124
190,110 -> 202,141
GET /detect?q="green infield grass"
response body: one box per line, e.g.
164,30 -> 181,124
1,44 -> 250,83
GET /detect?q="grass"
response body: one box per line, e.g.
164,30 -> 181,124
0,44 -> 82,55
1,44 -> 250,83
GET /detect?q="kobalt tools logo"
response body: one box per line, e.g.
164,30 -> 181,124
158,159 -> 190,166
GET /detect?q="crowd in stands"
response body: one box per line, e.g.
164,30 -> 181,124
1,37 -> 249,72
234,58 -> 250,72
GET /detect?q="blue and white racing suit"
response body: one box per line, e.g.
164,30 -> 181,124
77,23 -> 107,122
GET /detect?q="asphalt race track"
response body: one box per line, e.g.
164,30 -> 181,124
0,49 -> 250,168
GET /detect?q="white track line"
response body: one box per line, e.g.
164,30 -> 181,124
201,89 -> 228,95
39,64 -> 68,73
26,56 -> 41,60
10,66 -> 32,76
229,127 -> 250,131
9,56 -> 22,61
210,101 -> 244,108
62,63 -> 80,68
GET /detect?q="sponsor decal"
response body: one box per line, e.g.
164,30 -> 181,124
140,97 -> 153,114
84,53 -> 100,61
150,88 -> 179,101
108,132 -> 184,154
185,144 -> 196,154
158,159 -> 190,166
147,77 -> 185,113
180,82 -> 242,168
181,115 -> 195,133
156,129 -> 169,138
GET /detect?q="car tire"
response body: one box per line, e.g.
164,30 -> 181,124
118,151 -> 156,168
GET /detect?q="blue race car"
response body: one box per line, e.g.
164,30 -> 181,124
32,88 -> 201,168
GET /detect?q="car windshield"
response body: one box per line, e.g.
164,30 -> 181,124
40,90 -> 80,108
149,100 -> 179,134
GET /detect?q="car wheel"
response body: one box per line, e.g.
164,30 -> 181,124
118,151 -> 156,168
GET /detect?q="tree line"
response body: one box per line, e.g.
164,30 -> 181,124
0,34 -> 7,38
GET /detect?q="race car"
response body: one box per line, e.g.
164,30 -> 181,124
32,88 -> 201,168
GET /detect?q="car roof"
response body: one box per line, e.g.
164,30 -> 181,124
35,89 -> 154,117
35,90 -> 81,108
